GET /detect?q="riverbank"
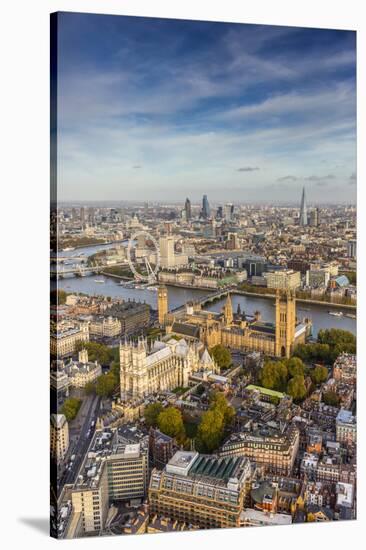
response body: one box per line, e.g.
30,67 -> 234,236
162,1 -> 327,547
234,289 -> 356,310
58,239 -> 127,253
100,271 -> 133,281
100,274 -> 357,311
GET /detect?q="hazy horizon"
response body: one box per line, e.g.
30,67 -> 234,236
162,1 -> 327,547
54,13 -> 357,203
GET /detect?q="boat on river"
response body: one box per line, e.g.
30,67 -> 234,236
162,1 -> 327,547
328,311 -> 343,317
345,313 -> 356,319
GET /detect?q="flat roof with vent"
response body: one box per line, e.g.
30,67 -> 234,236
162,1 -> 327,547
166,451 -> 199,476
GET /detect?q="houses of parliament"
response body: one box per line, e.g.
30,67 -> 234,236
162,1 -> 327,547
159,285 -> 311,359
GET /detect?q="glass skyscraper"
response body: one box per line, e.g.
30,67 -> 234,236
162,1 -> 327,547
202,194 -> 210,219
299,187 -> 308,226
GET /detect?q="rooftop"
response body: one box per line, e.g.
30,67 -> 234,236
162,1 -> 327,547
336,409 -> 356,424
189,455 -> 244,482
246,384 -> 285,399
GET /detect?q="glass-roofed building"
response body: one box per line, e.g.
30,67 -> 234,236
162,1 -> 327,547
148,450 -> 252,529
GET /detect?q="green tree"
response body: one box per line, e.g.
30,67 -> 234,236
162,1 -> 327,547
311,365 -> 329,385
261,361 -> 288,391
318,328 -> 356,348
293,335 -> 355,365
196,408 -> 224,453
286,357 -> 305,377
157,407 -> 185,439
75,341 -> 113,365
61,397 -> 81,422
144,402 -> 164,428
109,361 -> 120,385
209,391 -> 235,426
322,390 -> 340,407
287,375 -> 307,401
209,345 -> 232,370
95,373 -> 116,397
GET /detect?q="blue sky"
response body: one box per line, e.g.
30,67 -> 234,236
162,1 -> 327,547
56,12 -> 356,203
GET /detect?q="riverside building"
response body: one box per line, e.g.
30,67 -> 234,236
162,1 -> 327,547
164,289 -> 311,359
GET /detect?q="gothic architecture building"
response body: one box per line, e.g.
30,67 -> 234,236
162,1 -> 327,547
158,285 -> 168,325
163,289 -> 311,359
120,337 -> 218,402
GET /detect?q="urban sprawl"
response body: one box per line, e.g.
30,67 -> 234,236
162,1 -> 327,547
50,189 -> 357,538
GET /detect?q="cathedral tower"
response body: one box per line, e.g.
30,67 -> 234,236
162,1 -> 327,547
158,285 -> 168,326
275,290 -> 296,358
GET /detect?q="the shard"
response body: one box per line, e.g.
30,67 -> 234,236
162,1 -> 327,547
299,186 -> 308,226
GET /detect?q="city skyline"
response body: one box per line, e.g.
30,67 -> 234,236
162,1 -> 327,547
56,13 -> 356,203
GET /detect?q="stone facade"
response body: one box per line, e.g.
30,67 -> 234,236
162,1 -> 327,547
120,337 -> 217,402
163,289 -> 308,359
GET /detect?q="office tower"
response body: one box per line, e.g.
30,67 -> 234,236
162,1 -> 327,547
159,235 -> 175,268
347,239 -> 357,259
201,194 -> 210,219
149,451 -> 252,529
50,414 -> 69,462
88,207 -> 95,224
80,206 -> 86,226
70,429 -> 149,535
184,197 -> 192,221
264,269 -> 301,290
309,207 -> 319,227
216,206 -> 223,220
224,203 -> 234,222
299,187 -> 308,226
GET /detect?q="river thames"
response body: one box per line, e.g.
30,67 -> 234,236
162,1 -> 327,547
54,273 -> 356,338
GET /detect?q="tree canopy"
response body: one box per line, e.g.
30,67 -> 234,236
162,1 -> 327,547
259,358 -> 308,402
322,390 -> 340,407
287,375 -> 307,401
61,397 -> 81,422
311,365 -> 329,385
294,329 -> 356,364
209,391 -> 235,426
157,407 -> 185,440
287,357 -> 305,378
209,344 -> 232,370
195,391 -> 234,453
196,408 -> 224,453
144,402 -> 164,428
95,372 -> 117,397
260,360 -> 288,392
75,341 -> 118,365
